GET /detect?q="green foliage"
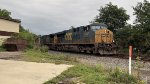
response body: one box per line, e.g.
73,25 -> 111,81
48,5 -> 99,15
45,64 -> 108,84
116,0 -> 150,53
19,25 -> 26,32
0,9 -> 11,18
38,46 -> 49,53
115,24 -> 146,51
133,0 -> 150,53
133,0 -> 150,29
109,67 -> 138,84
94,2 -> 129,33
133,54 -> 144,80
0,8 -> 37,49
146,50 -> 150,56
115,24 -> 132,49
13,26 -> 37,49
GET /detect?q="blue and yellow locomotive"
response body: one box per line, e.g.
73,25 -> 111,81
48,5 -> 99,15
41,23 -> 117,55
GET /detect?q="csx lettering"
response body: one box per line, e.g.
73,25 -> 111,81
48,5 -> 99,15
65,33 -> 72,40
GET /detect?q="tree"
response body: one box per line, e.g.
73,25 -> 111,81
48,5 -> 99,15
19,25 -> 26,32
133,0 -> 150,53
115,24 -> 133,49
94,2 -> 129,33
133,0 -> 150,31
0,9 -> 11,18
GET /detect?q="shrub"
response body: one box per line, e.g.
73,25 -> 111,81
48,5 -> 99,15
146,50 -> 150,56
109,67 -> 138,84
12,27 -> 37,49
39,46 -> 49,52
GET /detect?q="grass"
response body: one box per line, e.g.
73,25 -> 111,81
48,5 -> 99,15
44,64 -> 108,84
44,64 -> 142,84
22,49 -> 78,64
22,49 -> 144,84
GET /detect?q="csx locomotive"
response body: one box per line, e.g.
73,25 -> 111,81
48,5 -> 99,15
41,23 -> 117,55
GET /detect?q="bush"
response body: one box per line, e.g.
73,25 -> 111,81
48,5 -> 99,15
39,46 -> 49,52
145,50 -> 150,56
109,67 -> 138,84
12,27 -> 37,49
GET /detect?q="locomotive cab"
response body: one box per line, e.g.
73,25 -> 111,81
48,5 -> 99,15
90,23 -> 116,55
90,23 -> 113,44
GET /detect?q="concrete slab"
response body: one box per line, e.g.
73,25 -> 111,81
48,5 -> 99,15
0,59 -> 72,84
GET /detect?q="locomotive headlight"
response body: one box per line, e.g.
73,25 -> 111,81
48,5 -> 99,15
105,30 -> 107,33
113,40 -> 115,42
105,30 -> 109,33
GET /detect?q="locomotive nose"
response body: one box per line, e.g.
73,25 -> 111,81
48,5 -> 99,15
95,29 -> 113,44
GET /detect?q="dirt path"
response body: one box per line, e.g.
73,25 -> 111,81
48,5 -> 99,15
0,52 -> 22,60
0,59 -> 72,84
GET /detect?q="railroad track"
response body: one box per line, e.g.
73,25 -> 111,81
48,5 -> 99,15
49,50 -> 150,62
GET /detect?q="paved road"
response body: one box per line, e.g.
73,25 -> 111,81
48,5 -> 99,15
0,59 -> 72,84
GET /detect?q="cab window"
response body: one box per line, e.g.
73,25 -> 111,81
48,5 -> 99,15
91,26 -> 100,31
91,26 -> 106,31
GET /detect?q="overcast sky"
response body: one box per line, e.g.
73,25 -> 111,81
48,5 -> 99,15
0,0 -> 148,35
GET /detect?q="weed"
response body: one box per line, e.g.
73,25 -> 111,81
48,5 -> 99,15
109,67 -> 138,84
133,53 -> 145,84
